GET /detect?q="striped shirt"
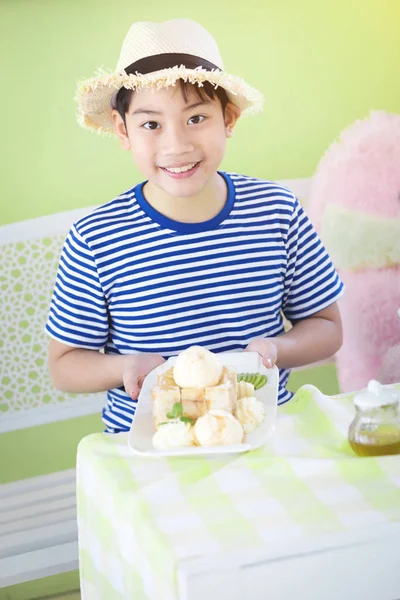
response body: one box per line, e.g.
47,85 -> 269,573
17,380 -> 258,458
46,172 -> 344,432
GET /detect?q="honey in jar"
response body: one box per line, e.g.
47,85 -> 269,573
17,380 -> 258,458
348,380 -> 400,457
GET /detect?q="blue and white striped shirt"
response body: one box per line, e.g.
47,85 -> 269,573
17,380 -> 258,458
46,172 -> 344,432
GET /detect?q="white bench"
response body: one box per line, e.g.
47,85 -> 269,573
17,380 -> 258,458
0,470 -> 78,587
0,206 -> 107,588
0,177 -> 311,587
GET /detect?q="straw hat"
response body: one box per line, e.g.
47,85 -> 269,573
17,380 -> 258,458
76,18 -> 264,134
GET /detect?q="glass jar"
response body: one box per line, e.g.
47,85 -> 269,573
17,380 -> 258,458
348,380 -> 400,457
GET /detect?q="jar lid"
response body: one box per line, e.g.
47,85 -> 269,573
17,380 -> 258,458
354,380 -> 399,409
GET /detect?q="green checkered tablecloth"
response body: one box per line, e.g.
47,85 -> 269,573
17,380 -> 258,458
76,384 -> 400,600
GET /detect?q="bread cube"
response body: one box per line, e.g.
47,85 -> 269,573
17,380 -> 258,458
152,386 -> 180,429
204,382 -> 235,413
181,399 -> 207,419
157,367 -> 176,389
219,366 -> 237,388
237,381 -> 255,399
181,387 -> 207,419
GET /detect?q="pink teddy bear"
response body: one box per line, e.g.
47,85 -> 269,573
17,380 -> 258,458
307,111 -> 400,392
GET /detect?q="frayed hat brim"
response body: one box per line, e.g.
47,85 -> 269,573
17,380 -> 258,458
76,65 -> 264,135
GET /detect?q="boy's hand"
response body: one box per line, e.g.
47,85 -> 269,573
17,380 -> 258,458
244,337 -> 278,369
123,353 -> 166,399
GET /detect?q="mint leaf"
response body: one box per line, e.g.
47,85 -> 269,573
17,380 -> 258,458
180,416 -> 194,424
166,402 -> 183,419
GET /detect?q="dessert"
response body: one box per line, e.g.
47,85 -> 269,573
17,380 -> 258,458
151,346 -> 267,449
173,345 -> 223,388
237,380 -> 255,399
235,396 -> 265,434
193,409 -> 244,445
153,419 -> 195,450
151,386 -> 180,429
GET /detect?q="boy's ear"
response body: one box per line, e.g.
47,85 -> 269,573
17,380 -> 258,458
112,109 -> 131,150
224,102 -> 241,138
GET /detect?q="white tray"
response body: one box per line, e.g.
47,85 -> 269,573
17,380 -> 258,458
128,351 -> 278,457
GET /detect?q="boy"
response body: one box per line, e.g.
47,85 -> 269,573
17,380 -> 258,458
47,18 -> 343,432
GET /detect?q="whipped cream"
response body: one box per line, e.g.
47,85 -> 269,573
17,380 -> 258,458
235,396 -> 265,433
152,420 -> 195,450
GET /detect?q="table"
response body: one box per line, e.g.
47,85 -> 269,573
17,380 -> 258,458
76,384 -> 400,600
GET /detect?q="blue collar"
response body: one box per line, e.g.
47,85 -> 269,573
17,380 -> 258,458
134,171 -> 235,233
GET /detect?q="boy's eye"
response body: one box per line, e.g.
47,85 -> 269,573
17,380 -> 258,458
142,121 -> 160,130
188,115 -> 206,125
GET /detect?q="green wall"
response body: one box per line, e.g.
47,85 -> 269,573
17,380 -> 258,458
0,1 -> 396,596
1,0 -> 399,226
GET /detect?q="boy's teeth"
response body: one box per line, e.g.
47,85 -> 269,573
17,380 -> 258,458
165,162 -> 197,173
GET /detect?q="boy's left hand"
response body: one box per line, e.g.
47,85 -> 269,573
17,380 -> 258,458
245,337 -> 278,369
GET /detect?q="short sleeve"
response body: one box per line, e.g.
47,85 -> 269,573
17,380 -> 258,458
45,224 -> 109,349
282,198 -> 344,321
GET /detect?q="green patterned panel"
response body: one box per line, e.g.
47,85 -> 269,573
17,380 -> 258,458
0,234 -> 88,413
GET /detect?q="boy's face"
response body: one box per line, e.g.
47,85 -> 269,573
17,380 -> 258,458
112,84 -> 240,199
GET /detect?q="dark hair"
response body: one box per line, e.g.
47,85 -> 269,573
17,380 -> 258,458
114,79 -> 230,126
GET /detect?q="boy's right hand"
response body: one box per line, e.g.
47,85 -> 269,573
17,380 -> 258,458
122,353 -> 166,399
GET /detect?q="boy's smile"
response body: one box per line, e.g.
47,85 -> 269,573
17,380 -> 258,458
112,84 -> 240,222
160,160 -> 201,179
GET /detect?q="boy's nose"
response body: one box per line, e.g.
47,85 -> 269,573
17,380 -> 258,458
160,124 -> 195,156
